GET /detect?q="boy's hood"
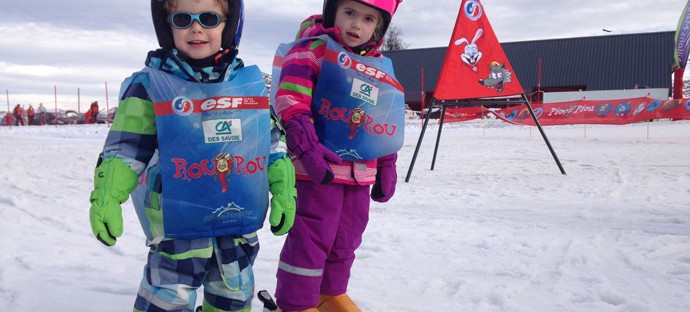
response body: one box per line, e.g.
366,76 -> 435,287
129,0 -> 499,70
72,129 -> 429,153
297,15 -> 382,57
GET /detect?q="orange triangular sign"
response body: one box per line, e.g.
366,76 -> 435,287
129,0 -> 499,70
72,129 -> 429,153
434,0 -> 524,100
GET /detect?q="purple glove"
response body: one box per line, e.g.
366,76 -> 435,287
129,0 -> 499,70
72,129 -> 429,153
371,152 -> 397,202
284,114 -> 342,184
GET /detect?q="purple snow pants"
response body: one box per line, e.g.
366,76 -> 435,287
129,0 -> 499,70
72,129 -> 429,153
275,180 -> 371,311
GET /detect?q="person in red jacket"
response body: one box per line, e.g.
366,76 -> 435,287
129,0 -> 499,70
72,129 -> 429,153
3,112 -> 11,126
13,104 -> 24,126
27,104 -> 35,125
89,101 -> 99,124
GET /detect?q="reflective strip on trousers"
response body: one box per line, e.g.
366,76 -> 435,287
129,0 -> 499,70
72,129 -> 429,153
278,261 -> 323,277
137,286 -> 191,311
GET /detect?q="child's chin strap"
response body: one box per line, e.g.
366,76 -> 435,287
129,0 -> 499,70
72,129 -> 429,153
351,46 -> 370,56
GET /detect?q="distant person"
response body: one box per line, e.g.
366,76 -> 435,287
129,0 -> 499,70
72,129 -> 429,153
83,110 -> 92,124
37,103 -> 47,125
13,104 -> 24,126
3,112 -> 11,126
89,101 -> 99,124
27,104 -> 35,125
88,0 -> 296,311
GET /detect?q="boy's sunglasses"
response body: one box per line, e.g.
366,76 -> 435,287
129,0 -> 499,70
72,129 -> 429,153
168,11 -> 226,29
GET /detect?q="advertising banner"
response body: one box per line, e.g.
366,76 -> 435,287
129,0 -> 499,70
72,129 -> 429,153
440,97 -> 690,125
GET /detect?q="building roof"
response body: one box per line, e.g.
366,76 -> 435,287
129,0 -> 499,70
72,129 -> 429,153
383,31 -> 676,97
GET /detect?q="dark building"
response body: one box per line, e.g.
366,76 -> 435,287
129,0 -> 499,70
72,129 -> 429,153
383,31 -> 676,110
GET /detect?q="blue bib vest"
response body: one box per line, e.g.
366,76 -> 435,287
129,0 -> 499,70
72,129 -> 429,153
273,36 -> 405,161
142,66 -> 270,239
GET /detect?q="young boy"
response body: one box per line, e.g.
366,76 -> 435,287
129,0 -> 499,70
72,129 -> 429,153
88,1 -> 296,311
271,0 -> 404,311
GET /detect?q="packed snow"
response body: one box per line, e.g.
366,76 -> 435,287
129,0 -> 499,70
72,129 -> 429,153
1,119 -> 689,311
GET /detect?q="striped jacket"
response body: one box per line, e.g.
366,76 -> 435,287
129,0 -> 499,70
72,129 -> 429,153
273,15 -> 385,185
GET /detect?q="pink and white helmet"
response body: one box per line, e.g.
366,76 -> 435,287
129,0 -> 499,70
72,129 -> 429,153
323,0 -> 403,41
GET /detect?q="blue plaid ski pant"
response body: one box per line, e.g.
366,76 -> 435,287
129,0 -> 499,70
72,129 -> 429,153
133,233 -> 259,312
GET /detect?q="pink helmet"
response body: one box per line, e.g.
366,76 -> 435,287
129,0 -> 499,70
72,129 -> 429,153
355,0 -> 402,16
323,0 -> 403,42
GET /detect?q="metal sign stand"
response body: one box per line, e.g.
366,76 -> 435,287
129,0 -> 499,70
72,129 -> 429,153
405,94 -> 566,182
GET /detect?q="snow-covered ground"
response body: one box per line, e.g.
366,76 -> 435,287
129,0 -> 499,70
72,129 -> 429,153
1,119 -> 689,311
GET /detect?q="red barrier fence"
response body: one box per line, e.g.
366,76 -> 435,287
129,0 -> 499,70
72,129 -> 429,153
443,97 -> 690,125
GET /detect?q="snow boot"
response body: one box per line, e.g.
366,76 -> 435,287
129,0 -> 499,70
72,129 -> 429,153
317,294 -> 361,312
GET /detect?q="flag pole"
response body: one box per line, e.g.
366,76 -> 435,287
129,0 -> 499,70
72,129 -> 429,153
54,86 -> 58,128
673,67 -> 685,99
105,81 -> 111,127
6,89 -> 10,128
420,67 -> 425,125
482,106 -> 486,138
537,58 -> 542,103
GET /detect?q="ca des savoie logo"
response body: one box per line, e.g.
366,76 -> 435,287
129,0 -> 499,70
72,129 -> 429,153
215,120 -> 233,135
464,0 -> 483,21
172,96 -> 194,116
203,118 -> 243,143
350,78 -> 379,106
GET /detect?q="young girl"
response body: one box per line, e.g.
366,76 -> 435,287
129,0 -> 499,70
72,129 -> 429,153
271,0 -> 404,311
88,1 -> 296,311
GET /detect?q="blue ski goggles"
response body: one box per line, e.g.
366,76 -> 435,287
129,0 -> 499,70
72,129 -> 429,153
168,11 -> 226,29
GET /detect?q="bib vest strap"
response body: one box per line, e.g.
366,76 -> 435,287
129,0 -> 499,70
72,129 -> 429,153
144,66 -> 270,239
273,36 -> 405,161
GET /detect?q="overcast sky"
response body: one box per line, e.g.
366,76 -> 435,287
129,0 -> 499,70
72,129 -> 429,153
1,0 -> 686,111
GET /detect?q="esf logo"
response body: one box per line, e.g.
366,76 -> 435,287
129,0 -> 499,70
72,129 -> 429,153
201,97 -> 245,111
172,96 -> 194,116
354,63 -> 386,80
337,52 -> 353,69
464,0 -> 483,21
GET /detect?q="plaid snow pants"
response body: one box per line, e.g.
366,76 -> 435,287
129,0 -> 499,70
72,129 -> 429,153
133,233 -> 259,312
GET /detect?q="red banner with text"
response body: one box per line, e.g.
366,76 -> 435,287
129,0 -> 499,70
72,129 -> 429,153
443,97 -> 690,125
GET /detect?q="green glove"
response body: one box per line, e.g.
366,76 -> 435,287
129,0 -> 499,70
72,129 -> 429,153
268,156 -> 297,236
89,157 -> 138,246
